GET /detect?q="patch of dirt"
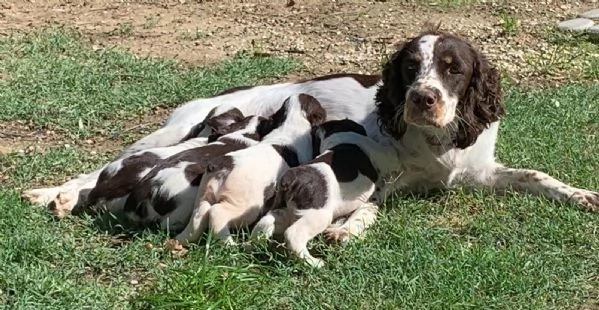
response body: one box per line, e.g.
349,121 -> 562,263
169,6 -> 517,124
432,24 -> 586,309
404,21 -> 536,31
0,106 -> 171,155
0,0 -> 597,150
1,1 -> 597,79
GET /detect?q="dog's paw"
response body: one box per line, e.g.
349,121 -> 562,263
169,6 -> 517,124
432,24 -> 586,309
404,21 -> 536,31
570,189 -> 599,212
304,256 -> 325,269
21,187 -> 60,206
223,237 -> 238,247
164,239 -> 189,256
323,227 -> 350,244
49,191 -> 79,218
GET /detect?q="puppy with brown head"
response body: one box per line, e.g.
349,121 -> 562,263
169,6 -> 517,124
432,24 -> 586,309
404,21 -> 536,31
174,93 -> 326,246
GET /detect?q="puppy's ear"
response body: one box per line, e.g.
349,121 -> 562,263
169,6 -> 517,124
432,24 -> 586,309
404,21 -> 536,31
298,94 -> 327,127
310,126 -> 323,159
205,108 -> 245,132
178,106 -> 219,142
256,100 -> 290,139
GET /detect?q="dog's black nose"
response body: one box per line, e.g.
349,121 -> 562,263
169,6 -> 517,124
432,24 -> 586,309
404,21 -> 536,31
409,88 -> 439,110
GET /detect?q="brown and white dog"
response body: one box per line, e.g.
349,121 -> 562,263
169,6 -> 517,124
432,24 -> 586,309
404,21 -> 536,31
23,30 -> 599,243
174,93 -> 326,245
250,119 -> 398,267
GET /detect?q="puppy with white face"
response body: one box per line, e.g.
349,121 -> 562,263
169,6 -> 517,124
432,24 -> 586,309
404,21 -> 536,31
173,93 -> 326,246
75,108 -> 247,216
249,119 -> 398,267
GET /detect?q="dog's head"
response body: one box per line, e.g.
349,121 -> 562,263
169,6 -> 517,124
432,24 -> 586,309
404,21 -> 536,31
376,30 -> 504,148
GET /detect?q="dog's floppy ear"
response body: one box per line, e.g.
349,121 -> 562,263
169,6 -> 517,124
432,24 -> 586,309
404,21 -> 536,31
375,41 -> 410,140
205,108 -> 245,132
178,106 -> 219,142
298,94 -> 327,127
454,43 -> 505,149
256,99 -> 290,139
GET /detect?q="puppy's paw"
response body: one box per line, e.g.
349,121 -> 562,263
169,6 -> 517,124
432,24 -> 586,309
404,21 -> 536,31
304,256 -> 325,269
164,239 -> 189,256
323,227 -> 350,244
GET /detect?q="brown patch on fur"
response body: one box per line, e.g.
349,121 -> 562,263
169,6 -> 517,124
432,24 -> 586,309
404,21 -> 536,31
308,150 -> 333,165
272,144 -> 300,168
183,163 -> 207,186
298,93 -> 327,127
179,106 -> 219,142
205,108 -> 245,132
85,152 -> 162,209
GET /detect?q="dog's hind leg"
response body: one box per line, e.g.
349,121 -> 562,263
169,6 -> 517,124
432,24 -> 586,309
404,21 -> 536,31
174,200 -> 212,246
208,202 -> 263,246
284,209 -> 333,268
250,208 -> 295,241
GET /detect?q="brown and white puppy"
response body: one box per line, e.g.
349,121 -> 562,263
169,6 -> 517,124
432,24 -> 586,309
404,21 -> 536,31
121,111 -> 283,231
250,119 -> 398,267
75,108 -> 246,216
174,93 -> 326,245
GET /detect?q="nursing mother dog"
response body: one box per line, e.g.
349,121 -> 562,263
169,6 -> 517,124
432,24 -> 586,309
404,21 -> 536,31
23,30 -> 599,246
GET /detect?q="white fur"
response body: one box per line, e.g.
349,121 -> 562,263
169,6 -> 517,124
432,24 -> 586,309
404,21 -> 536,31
405,35 -> 459,127
175,94 -> 317,245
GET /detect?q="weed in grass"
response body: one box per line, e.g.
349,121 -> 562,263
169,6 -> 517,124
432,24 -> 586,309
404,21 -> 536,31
105,22 -> 134,37
499,13 -> 520,36
179,28 -> 209,41
143,15 -> 161,29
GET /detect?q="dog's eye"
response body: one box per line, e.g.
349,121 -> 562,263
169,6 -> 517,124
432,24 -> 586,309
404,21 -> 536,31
448,65 -> 462,75
405,60 -> 419,72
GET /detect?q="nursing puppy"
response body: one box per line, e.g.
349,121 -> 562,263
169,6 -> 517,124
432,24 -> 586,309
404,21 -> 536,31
121,111 -> 282,231
250,119 -> 399,267
174,93 -> 326,245
76,108 -> 247,216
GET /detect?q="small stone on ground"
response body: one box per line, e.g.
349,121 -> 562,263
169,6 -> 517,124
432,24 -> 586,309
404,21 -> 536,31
580,8 -> 599,19
557,18 -> 595,32
587,25 -> 599,36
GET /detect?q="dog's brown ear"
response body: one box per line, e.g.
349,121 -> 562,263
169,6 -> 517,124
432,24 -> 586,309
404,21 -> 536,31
298,94 -> 327,127
205,108 -> 244,131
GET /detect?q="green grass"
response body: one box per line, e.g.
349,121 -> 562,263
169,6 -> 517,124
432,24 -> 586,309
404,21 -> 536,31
1,28 -> 598,309
0,27 -> 297,139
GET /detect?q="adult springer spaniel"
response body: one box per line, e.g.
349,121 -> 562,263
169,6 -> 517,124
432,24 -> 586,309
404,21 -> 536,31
23,30 -> 599,241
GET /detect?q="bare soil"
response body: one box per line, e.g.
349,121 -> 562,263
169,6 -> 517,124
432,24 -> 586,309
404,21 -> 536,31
0,0 -> 597,152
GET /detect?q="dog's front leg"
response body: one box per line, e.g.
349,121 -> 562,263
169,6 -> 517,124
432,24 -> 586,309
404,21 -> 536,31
474,164 -> 599,212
